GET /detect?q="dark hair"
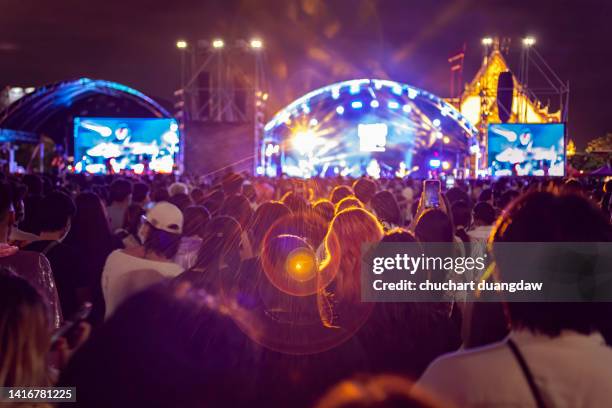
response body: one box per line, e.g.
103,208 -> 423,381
493,191 -> 612,336
312,199 -> 335,223
221,172 -> 244,196
330,185 -> 353,204
352,178 -> 377,204
150,186 -> 170,203
202,189 -> 225,215
473,201 -> 496,225
281,191 -> 309,214
382,228 -> 416,243
38,191 -> 76,232
183,206 -> 210,238
0,182 -> 13,219
109,179 -> 132,204
371,191 -> 401,226
167,193 -> 193,212
478,188 -> 493,203
22,175 -> 43,197
190,188 -> 205,205
58,281 -> 261,407
249,201 -> 291,250
144,227 -> 182,260
132,183 -> 149,203
445,186 -> 470,206
122,204 -> 145,237
415,209 -> 453,243
194,216 -> 242,273
451,200 -> 471,229
220,194 -> 253,229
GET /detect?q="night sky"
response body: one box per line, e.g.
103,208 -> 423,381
2,0 -> 610,148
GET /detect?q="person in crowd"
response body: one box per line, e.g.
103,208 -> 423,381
221,194 -> 253,230
477,188 -> 493,206
467,201 -> 496,244
451,200 -> 471,246
19,174 -> 45,235
168,181 -> 189,197
418,190 -> 612,407
0,269 -> 90,388
167,192 -> 193,212
371,190 -> 402,230
316,374 -> 444,408
414,209 -> 454,243
0,182 -> 61,328
186,216 -> 242,293
106,179 -> 132,232
150,185 -> 170,203
175,206 -> 210,270
281,190 -> 310,214
131,182 -> 149,208
352,177 -> 377,208
64,192 -> 123,325
58,280 -> 263,407
334,196 -> 364,214
202,189 -> 225,216
312,199 -> 335,225
102,202 -> 184,319
329,185 -> 353,204
23,192 -> 84,317
115,204 -> 145,248
190,187 -> 205,206
221,172 -> 245,197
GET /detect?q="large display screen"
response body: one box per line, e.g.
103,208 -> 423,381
487,123 -> 565,177
73,117 -> 179,174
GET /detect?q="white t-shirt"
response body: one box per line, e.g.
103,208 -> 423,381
102,249 -> 183,319
418,330 -> 612,408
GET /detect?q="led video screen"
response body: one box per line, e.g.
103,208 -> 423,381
73,117 -> 179,174
488,123 -> 565,177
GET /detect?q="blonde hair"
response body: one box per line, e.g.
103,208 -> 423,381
322,208 -> 383,302
0,272 -> 50,388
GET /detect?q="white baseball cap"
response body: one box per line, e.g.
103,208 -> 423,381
143,202 -> 183,234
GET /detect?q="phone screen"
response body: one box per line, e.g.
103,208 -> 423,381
423,180 -> 441,208
446,175 -> 455,189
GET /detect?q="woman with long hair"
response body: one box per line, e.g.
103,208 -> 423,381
64,192 -> 122,325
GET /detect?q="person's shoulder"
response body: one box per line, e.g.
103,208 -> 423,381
422,340 -> 510,380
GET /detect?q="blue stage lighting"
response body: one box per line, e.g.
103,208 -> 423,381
351,101 -> 363,109
370,100 -> 380,108
388,101 -> 399,109
433,118 -> 441,127
402,104 -> 411,113
336,105 -> 345,115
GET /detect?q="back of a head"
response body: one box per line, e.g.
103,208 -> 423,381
371,191 -> 401,226
66,192 -> 112,243
202,189 -> 225,215
58,281 -> 260,407
169,182 -> 189,197
382,228 -> 416,244
281,191 -> 310,214
493,190 -> 612,337
352,178 -> 377,204
167,193 -> 193,212
472,201 -> 496,226
445,187 -> 469,206
220,194 -> 253,229
330,185 -> 353,204
478,188 -> 493,203
195,216 -> 242,272
222,172 -> 244,196
249,201 -> 291,247
132,182 -> 150,203
414,209 -> 453,243
143,202 -> 184,260
109,179 -> 132,204
22,174 -> 43,197
451,200 -> 471,229
39,191 -> 76,233
316,374 -> 443,408
150,186 -> 170,203
0,269 -> 49,387
313,199 -> 335,223
335,196 -> 364,214
182,206 -> 211,238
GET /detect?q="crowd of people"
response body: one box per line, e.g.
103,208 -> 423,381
1,169 -> 612,407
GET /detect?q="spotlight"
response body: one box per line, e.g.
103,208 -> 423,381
336,106 -> 345,115
212,39 -> 224,49
176,40 -> 188,49
443,136 -> 450,144
522,37 -> 536,47
429,159 -> 441,168
351,101 -> 363,109
482,37 -> 493,46
370,100 -> 380,108
250,38 -> 263,49
442,161 -> 451,170
433,118 -> 441,127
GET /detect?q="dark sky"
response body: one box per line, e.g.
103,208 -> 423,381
2,0 -> 610,148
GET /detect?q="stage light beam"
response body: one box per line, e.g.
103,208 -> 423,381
523,37 -> 536,47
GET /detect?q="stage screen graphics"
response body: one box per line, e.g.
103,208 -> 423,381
73,117 -> 179,174
488,123 -> 565,177
262,79 -> 478,179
